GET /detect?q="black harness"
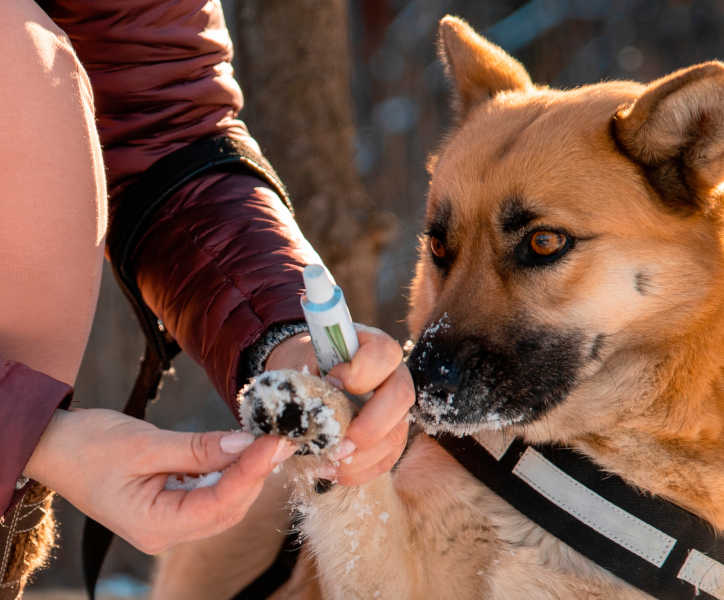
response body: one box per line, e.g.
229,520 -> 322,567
436,433 -> 724,600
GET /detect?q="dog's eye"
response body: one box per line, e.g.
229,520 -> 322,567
428,235 -> 453,270
425,225 -> 453,272
430,235 -> 447,259
530,231 -> 567,256
516,228 -> 573,267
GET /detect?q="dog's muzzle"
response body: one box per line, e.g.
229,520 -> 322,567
407,315 -> 585,435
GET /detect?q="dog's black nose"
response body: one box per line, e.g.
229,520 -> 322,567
410,353 -> 461,395
407,335 -> 470,398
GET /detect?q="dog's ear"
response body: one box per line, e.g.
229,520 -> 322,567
613,61 -> 724,213
438,15 -> 532,119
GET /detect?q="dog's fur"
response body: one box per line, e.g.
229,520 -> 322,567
154,15 -> 724,600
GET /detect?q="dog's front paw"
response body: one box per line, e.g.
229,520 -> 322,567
238,370 -> 353,454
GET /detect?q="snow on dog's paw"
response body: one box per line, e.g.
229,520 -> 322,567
238,369 -> 353,454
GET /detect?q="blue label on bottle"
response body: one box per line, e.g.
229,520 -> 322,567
302,286 -> 343,312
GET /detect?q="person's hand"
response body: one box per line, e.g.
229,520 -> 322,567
266,324 -> 414,485
22,408 -> 297,554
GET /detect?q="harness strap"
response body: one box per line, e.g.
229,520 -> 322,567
83,135 -> 292,599
436,433 -> 724,600
230,530 -> 302,600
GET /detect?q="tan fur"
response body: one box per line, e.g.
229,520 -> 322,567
407,15 -> 724,531
438,16 -> 532,118
166,15 -> 724,600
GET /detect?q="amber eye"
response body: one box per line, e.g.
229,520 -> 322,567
530,231 -> 567,256
430,236 -> 446,259
515,228 -> 574,267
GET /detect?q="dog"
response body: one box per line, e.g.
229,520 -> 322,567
183,15 -> 724,600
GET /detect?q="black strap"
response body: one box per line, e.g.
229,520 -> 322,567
230,530 -> 302,599
436,434 -> 721,600
83,135 -> 292,599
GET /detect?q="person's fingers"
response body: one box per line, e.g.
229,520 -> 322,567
192,435 -> 296,521
131,477 -> 265,555
143,430 -> 259,475
327,328 -> 402,395
333,418 -> 408,486
140,436 -> 298,551
343,362 -> 414,450
335,460 -> 398,487
218,435 -> 298,484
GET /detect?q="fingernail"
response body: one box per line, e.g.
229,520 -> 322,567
353,323 -> 384,335
328,438 -> 356,461
220,431 -> 256,454
272,438 -> 299,465
314,464 -> 337,480
324,375 -> 344,390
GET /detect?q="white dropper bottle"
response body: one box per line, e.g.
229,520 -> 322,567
301,264 -> 359,375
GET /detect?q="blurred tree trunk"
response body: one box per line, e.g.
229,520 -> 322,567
235,0 -> 395,324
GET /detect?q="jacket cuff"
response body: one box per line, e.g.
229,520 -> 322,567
0,362 -> 72,518
239,321 -> 310,383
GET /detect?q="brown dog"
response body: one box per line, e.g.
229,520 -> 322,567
155,14 -> 724,600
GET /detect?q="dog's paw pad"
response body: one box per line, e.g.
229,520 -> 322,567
238,370 -> 353,454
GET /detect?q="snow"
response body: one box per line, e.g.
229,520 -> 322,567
414,398 -> 526,437
164,470 -> 222,491
345,556 -> 360,575
410,312 -> 529,436
426,312 -> 451,336
238,369 -> 343,454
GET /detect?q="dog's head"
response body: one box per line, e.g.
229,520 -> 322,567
408,16 -> 724,440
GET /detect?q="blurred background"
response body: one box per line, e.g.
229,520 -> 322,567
28,0 -> 724,596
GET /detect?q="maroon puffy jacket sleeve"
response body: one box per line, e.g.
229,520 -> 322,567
133,173 -> 319,406
0,361 -> 72,516
42,0 -> 320,410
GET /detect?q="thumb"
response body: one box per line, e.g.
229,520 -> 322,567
149,430 -> 259,475
153,435 -> 298,542
216,434 -> 298,490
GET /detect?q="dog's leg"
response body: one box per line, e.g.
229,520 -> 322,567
288,434 -> 505,600
288,466 -> 415,600
241,370 -> 417,599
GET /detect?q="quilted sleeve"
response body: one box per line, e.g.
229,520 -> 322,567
132,172 -> 320,410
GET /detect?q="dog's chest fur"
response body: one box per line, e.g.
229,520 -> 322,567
288,433 -> 652,600
384,434 -> 651,600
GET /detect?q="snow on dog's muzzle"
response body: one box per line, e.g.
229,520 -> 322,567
408,314 -> 586,436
